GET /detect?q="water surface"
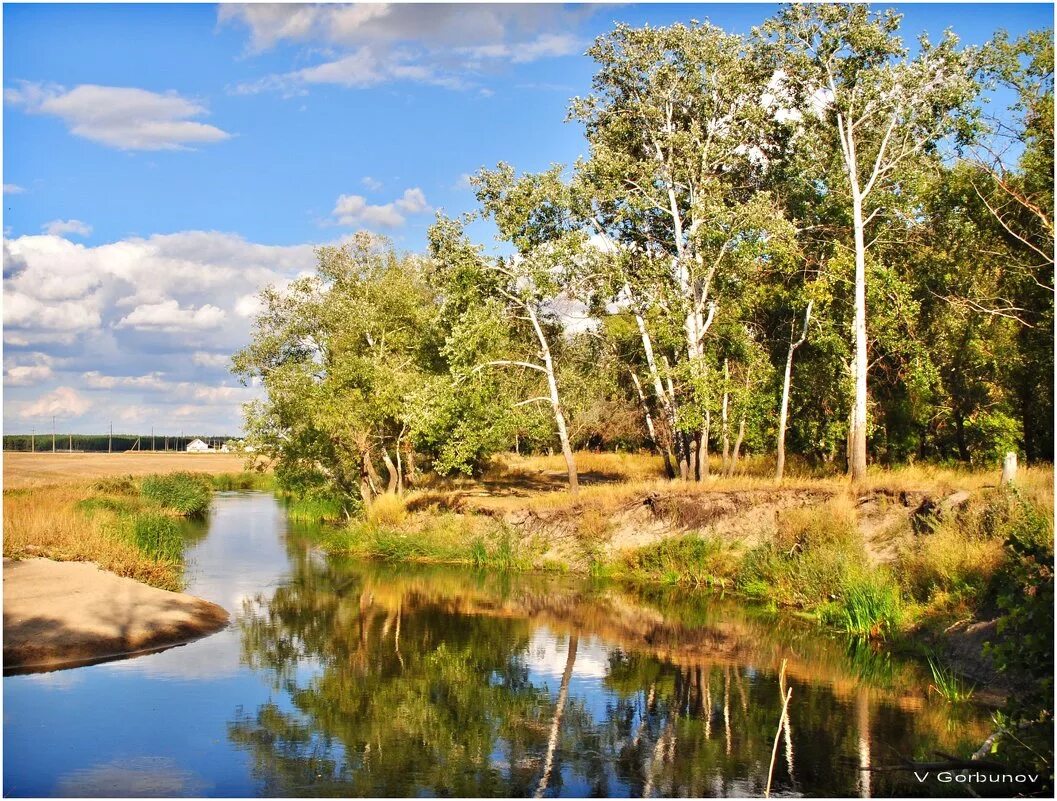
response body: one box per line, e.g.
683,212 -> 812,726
4,492 -> 993,797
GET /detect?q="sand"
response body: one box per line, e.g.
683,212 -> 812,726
3,557 -> 229,673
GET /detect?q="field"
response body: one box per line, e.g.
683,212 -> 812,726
3,451 -> 254,490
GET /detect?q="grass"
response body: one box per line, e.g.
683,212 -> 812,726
3,484 -> 185,591
283,494 -> 349,522
211,471 -> 275,491
927,654 -> 977,702
129,513 -> 185,563
819,573 -> 903,639
140,472 -> 214,515
620,533 -> 741,589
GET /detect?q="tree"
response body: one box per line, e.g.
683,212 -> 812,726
233,234 -> 445,509
572,22 -> 794,480
429,169 -> 590,495
763,4 -> 979,481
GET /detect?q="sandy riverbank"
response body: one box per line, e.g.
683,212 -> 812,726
3,557 -> 229,674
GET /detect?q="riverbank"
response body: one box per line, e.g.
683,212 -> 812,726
3,557 -> 229,673
311,455 -> 1052,702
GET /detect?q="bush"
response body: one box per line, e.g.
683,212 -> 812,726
140,472 -> 213,516
129,513 -> 184,563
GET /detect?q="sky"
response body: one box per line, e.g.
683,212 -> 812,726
3,2 -> 1052,436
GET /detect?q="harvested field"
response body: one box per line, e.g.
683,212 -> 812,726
3,451 -> 255,490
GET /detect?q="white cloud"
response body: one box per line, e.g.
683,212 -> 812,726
3,183 -> 24,194
3,229 -> 321,433
453,173 -> 474,190
192,351 -> 231,369
331,187 -> 431,228
82,371 -> 170,391
361,176 -> 383,191
220,4 -> 595,95
458,32 -> 583,63
4,364 -> 53,387
116,299 -> 226,332
22,386 -> 92,418
5,82 -> 231,151
42,219 -> 92,237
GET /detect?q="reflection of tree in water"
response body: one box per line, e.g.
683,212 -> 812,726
229,551 -> 991,797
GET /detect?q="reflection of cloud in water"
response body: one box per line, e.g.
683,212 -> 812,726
55,756 -> 210,797
17,667 -> 85,690
526,627 -> 610,681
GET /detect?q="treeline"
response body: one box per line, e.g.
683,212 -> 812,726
234,6 -> 1053,502
3,434 -> 238,452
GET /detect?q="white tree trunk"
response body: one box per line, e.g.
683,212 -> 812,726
777,301 -> 812,483
850,192 -> 869,483
721,359 -> 730,472
528,306 -> 579,496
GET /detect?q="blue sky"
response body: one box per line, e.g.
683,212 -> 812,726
3,3 -> 1052,435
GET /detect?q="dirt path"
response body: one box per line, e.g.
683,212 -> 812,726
3,557 -> 229,673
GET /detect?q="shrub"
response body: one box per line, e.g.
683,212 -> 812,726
90,475 -> 139,495
140,472 -> 213,516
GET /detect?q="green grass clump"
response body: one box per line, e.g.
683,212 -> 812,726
140,472 -> 213,516
285,494 -> 348,522
128,512 -> 185,563
621,534 -> 738,588
926,654 -> 976,702
211,472 -> 275,491
820,572 -> 903,639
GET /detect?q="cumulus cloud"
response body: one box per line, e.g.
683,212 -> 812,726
361,176 -> 383,191
220,4 -> 594,95
22,386 -> 92,418
4,82 -> 231,151
3,230 -> 317,432
4,364 -> 53,387
116,299 -> 226,332
331,187 -> 431,228
42,219 -> 92,237
192,351 -> 231,369
3,183 -> 24,194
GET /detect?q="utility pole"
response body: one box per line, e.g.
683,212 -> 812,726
52,416 -> 56,453
31,430 -> 35,453
151,427 -> 155,452
108,422 -> 113,454
68,433 -> 72,452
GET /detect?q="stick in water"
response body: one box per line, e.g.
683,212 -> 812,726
765,660 -> 793,798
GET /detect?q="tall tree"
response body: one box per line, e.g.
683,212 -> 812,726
763,4 -> 979,480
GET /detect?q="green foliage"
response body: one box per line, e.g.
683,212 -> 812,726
128,513 -> 184,563
621,534 -> 739,589
139,472 -> 213,516
820,574 -> 903,640
926,655 -> 976,703
987,490 -> 1054,727
211,472 -> 275,491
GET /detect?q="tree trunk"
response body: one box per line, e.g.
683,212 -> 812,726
721,359 -> 730,473
528,305 -> 578,496
535,633 -> 579,798
380,449 -> 399,494
777,301 -> 812,483
699,412 -> 711,478
850,192 -> 869,483
635,310 -> 678,477
631,369 -> 673,476
728,417 -> 745,477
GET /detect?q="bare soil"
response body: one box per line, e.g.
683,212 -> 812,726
3,557 -> 229,673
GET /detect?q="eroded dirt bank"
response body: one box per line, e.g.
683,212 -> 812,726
3,557 -> 229,673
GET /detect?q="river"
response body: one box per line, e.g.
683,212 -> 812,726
4,491 -> 994,797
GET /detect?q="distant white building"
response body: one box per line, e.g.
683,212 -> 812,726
186,438 -> 212,453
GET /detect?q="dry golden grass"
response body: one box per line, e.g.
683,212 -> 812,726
3,484 -> 183,590
3,451 -> 255,490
